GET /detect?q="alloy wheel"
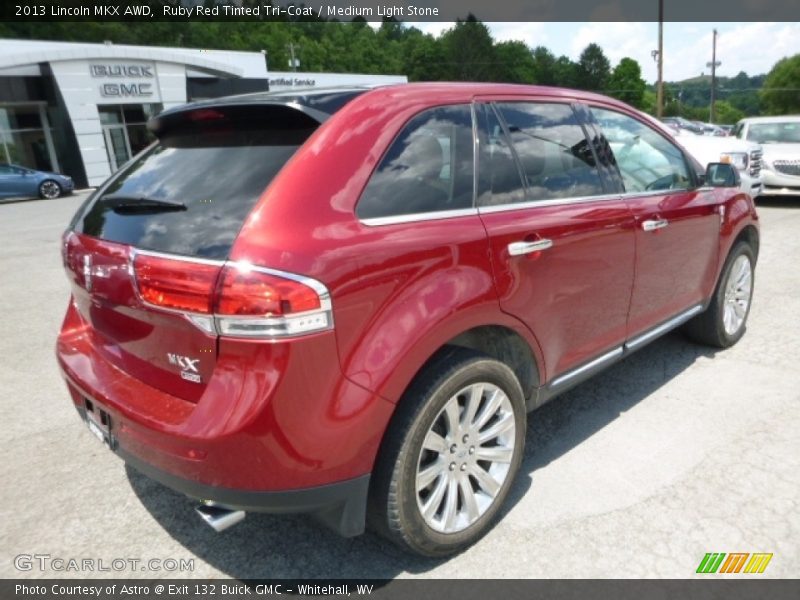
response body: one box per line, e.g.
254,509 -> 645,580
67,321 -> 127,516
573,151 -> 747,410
722,254 -> 752,336
415,382 -> 516,534
40,181 -> 61,199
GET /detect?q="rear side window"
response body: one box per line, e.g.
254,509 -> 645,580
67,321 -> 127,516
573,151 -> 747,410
495,102 -> 604,202
75,105 -> 318,259
356,105 -> 474,220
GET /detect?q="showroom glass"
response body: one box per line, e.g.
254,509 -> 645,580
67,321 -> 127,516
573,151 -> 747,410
491,102 -> 604,203
98,104 -> 163,171
356,105 -> 474,220
0,105 -> 56,171
77,108 -> 315,259
590,107 -> 691,193
746,122 -> 800,144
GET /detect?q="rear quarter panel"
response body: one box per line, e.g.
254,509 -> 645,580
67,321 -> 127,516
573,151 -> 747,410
230,86 -> 546,404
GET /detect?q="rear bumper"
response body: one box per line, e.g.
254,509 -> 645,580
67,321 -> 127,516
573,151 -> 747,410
76,401 -> 370,536
56,301 -> 394,535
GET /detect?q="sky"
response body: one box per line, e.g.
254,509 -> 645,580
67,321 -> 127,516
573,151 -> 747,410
403,22 -> 800,84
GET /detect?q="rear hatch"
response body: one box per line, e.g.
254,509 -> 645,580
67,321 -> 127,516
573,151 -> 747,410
63,101 -> 331,402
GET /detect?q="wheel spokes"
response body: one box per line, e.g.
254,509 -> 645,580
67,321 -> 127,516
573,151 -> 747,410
415,382 -> 516,534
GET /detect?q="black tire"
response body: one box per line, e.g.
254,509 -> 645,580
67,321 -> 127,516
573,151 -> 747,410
368,347 -> 526,557
683,241 -> 755,348
38,180 -> 62,199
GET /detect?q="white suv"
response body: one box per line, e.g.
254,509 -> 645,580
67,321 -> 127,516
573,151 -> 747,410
733,116 -> 800,197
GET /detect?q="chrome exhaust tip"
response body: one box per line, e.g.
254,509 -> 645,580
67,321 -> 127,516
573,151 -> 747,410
195,503 -> 246,533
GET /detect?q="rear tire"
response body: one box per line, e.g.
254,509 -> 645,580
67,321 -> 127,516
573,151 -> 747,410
684,241 -> 755,348
368,347 -> 526,557
38,180 -> 62,199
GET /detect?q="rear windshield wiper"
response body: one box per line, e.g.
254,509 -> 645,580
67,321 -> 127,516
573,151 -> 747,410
103,194 -> 187,214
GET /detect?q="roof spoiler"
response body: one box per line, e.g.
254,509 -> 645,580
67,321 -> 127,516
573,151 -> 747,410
148,101 -> 331,138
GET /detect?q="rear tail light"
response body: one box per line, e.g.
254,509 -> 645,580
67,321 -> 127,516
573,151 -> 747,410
130,251 -> 332,339
133,253 -> 220,314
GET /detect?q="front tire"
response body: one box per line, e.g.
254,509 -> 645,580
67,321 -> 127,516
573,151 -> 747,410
39,180 -> 62,199
369,348 -> 526,557
684,241 -> 755,348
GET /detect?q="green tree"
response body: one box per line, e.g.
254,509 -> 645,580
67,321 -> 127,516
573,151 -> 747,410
493,41 -> 536,83
760,54 -> 800,115
606,57 -> 646,108
439,16 -> 495,81
714,101 -> 745,124
553,56 -> 578,88
575,43 -> 610,92
530,46 -> 558,85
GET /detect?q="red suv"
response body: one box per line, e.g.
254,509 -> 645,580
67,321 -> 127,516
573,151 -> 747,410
57,84 -> 758,557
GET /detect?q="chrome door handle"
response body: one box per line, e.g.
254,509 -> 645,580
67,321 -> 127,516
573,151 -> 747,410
507,239 -> 553,256
642,218 -> 669,232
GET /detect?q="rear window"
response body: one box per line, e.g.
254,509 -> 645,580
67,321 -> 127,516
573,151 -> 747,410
74,106 -> 318,259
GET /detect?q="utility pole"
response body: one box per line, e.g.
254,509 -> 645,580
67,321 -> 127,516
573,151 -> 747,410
287,43 -> 300,72
707,29 -> 721,123
656,0 -> 664,118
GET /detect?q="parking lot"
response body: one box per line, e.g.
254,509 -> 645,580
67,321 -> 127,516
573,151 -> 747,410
1,190 -> 798,579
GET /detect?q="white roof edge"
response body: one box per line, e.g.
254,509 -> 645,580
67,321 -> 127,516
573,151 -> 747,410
0,46 -> 243,77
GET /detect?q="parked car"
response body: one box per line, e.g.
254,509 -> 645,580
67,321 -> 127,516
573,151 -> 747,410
57,84 -> 759,557
708,123 -> 729,136
661,116 -> 706,135
0,163 -> 74,199
733,116 -> 800,197
663,125 -> 763,196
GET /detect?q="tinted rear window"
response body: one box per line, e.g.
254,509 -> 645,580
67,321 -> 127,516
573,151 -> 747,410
74,107 -> 317,259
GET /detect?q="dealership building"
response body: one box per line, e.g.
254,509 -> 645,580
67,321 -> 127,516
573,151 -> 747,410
0,39 -> 406,187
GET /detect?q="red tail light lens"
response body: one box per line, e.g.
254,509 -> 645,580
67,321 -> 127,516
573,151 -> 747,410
131,254 -> 332,338
214,263 -> 332,338
215,264 -> 321,316
133,253 -> 221,314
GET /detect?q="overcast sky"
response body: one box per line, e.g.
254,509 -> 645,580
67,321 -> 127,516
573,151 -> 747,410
406,22 -> 800,83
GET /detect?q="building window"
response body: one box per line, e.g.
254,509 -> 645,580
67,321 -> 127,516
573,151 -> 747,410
0,104 -> 59,172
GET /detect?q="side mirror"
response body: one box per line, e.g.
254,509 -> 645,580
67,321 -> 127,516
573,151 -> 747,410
705,162 -> 740,188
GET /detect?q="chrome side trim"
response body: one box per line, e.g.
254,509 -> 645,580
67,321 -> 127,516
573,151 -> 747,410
130,247 -> 226,267
359,207 -> 479,227
625,304 -> 704,351
477,193 -> 621,215
548,346 -> 624,389
618,188 -> 696,200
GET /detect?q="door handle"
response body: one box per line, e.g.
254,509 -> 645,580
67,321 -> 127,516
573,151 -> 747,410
642,218 -> 669,232
507,239 -> 553,256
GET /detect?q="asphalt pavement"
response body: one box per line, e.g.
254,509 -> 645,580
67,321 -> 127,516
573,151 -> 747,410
1,191 -> 798,579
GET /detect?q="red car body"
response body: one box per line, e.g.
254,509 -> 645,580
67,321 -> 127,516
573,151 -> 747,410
56,84 -> 759,537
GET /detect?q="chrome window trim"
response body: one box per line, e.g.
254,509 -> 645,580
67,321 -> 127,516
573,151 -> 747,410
477,192 -> 621,214
360,185 -> 707,222
359,207 -> 480,227
618,187 -> 697,200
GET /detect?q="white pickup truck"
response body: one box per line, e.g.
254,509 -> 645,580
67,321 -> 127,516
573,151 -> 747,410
667,127 -> 764,196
